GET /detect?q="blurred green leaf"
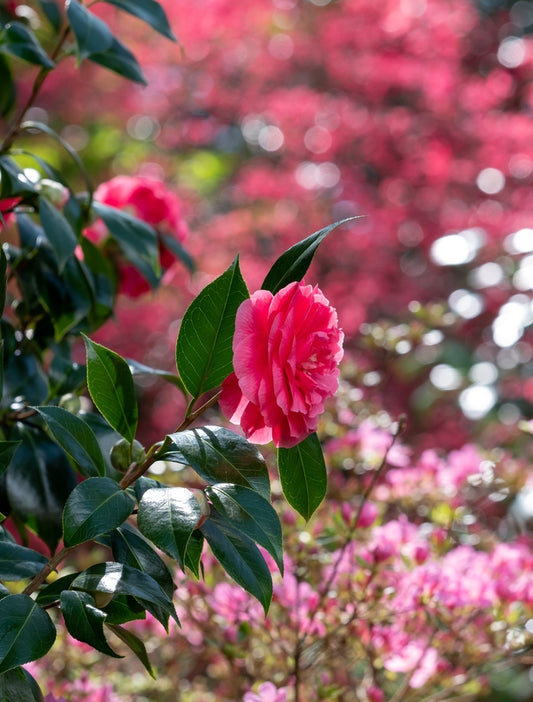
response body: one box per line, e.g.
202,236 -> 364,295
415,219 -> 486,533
38,195 -> 78,273
0,442 -> 20,478
0,22 -> 54,68
63,477 -> 135,547
37,0 -> 61,30
60,590 -> 121,657
262,218 -> 356,294
0,56 -> 15,117
176,257 -> 249,398
104,0 -> 176,41
66,0 -> 113,59
206,483 -> 283,573
33,406 -> 106,478
127,358 -> 186,396
137,487 -> 200,570
277,432 -> 327,520
89,37 -> 147,85
83,336 -> 138,443
0,594 -> 56,673
162,426 -> 270,500
92,202 -> 159,287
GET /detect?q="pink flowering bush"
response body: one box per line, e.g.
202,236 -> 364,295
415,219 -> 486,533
221,281 -> 344,447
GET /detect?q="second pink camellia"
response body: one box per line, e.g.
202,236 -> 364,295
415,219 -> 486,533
220,280 -> 344,449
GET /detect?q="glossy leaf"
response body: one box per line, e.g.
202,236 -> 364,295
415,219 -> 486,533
71,562 -> 178,627
0,594 -> 56,673
106,624 -> 155,678
0,158 -> 36,196
201,514 -> 272,613
184,530 -> 204,578
83,336 -> 138,443
104,0 -> 176,41
0,667 -> 42,702
261,218 -> 356,294
63,477 -> 135,547
277,432 -> 327,520
33,406 -> 105,478
1,22 -> 54,68
92,202 -> 159,285
137,487 -> 200,570
110,523 -> 175,598
0,542 -> 48,581
0,442 -> 20,478
60,590 -> 120,657
206,483 -> 283,573
66,0 -> 113,60
38,195 -> 78,273
162,426 -> 270,500
101,595 -> 145,625
176,257 -> 248,398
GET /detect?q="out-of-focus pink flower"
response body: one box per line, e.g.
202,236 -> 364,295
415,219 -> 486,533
220,281 -> 343,448
83,175 -> 189,298
243,681 -> 288,702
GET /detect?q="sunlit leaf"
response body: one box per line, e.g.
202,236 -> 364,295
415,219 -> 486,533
277,432 -> 327,520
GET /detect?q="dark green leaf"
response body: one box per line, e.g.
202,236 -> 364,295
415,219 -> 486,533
38,195 -> 78,273
60,590 -> 121,657
2,353 -> 48,406
277,432 -> 327,520
0,158 -> 36,196
83,336 -> 138,443
92,202 -> 159,286
0,442 -> 20,478
89,36 -> 147,85
184,530 -> 204,578
206,484 -> 283,573
0,247 -> 6,314
6,429 -> 76,552
176,257 -> 248,398
0,56 -> 15,117
137,487 -> 200,570
104,0 -> 176,41
127,358 -> 186,396
71,562 -> 178,627
0,542 -> 47,581
0,667 -> 42,702
33,406 -> 105,478
162,426 -> 270,500
63,477 -> 135,547
110,523 -> 175,598
102,595 -> 145,625
66,0 -> 113,59
0,594 -> 56,673
1,22 -> 54,68
36,572 -> 80,607
133,476 -> 166,502
201,514 -> 272,613
261,218 -> 357,294
106,624 -> 155,678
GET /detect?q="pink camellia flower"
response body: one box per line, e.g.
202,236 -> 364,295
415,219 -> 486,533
220,281 -> 343,448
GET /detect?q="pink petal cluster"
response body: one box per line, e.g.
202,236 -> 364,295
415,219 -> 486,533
220,281 -> 344,448
243,682 -> 288,702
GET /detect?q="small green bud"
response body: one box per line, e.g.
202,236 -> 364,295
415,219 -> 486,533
110,438 -> 146,472
58,393 -> 81,414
